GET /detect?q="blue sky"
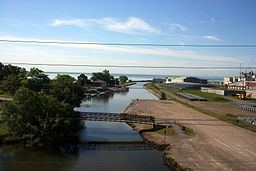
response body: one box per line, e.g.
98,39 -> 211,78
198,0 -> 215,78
1,0 -> 256,76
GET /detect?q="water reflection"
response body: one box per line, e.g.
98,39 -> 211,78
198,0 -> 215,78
0,83 -> 168,171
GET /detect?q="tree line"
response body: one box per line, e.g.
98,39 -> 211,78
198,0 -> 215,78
0,63 -> 129,147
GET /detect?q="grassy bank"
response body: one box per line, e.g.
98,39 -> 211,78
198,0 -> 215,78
146,83 -> 256,133
183,89 -> 229,102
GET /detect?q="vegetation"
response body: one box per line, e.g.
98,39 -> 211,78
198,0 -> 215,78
0,63 -> 131,147
154,127 -> 174,136
160,84 -> 178,94
0,63 -> 27,95
183,89 -> 229,102
119,75 -> 128,85
138,124 -> 174,136
180,125 -> 195,136
2,88 -> 81,146
0,62 -> 84,147
160,92 -> 167,100
91,69 -> 116,86
144,83 -> 161,96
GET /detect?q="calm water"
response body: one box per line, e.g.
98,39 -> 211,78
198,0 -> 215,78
0,83 -> 169,171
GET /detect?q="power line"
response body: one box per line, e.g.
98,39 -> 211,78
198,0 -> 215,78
3,62 -> 256,70
1,39 -> 256,47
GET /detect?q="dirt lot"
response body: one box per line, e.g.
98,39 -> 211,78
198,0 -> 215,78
125,100 -> 256,171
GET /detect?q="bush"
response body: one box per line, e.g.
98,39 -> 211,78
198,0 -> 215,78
160,92 -> 167,100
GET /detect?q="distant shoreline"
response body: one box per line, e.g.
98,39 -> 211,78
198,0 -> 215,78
44,72 -> 224,81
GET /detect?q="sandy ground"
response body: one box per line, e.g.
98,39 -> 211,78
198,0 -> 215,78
124,100 -> 256,171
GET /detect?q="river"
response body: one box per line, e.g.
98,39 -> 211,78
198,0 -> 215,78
0,82 -> 169,171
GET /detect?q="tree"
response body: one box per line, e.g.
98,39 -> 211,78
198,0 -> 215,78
119,76 -> 128,85
3,64 -> 26,78
49,75 -> 84,107
91,70 -> 115,87
160,92 -> 167,100
22,68 -> 50,92
1,74 -> 21,95
77,74 -> 88,87
0,62 -> 4,80
114,78 -> 120,86
2,87 -> 80,146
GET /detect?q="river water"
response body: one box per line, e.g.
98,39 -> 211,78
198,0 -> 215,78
0,82 -> 169,171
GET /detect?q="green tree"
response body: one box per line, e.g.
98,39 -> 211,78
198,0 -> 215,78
91,70 -> 115,87
119,76 -> 128,85
77,74 -> 88,87
0,62 -> 4,80
2,87 -> 80,146
3,64 -> 26,78
114,78 -> 120,86
1,74 -> 21,95
160,92 -> 167,100
50,75 -> 84,107
22,68 -> 50,92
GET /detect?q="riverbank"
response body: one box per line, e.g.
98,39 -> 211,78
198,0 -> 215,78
126,121 -> 187,170
124,100 -> 256,170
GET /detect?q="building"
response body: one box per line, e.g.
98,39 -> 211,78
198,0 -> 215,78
153,78 -> 165,83
240,71 -> 256,81
246,90 -> 256,99
201,87 -> 246,97
224,71 -> 256,85
165,76 -> 207,84
223,76 -> 241,85
245,81 -> 256,90
227,81 -> 246,90
165,76 -> 208,90
223,71 -> 256,99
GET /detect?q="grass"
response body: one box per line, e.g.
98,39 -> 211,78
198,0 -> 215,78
140,124 -> 174,136
156,83 -> 229,102
180,125 -> 195,136
182,89 -> 229,102
160,84 -> 178,95
154,127 -> 174,136
181,102 -> 256,133
144,83 -> 160,92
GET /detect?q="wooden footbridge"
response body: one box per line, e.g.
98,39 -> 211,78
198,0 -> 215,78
80,112 -> 156,124
79,112 -> 177,126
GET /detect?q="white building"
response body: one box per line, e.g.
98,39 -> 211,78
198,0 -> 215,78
223,77 -> 241,85
165,76 -> 207,84
165,76 -> 186,83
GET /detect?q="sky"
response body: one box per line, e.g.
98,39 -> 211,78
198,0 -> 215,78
1,0 -> 256,76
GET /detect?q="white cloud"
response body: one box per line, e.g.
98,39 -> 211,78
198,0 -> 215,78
204,35 -> 219,41
0,35 -> 244,65
101,17 -> 156,33
50,17 -> 157,34
173,23 -> 188,32
51,19 -> 89,28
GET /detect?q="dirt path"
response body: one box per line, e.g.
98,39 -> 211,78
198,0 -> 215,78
125,100 -> 256,171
